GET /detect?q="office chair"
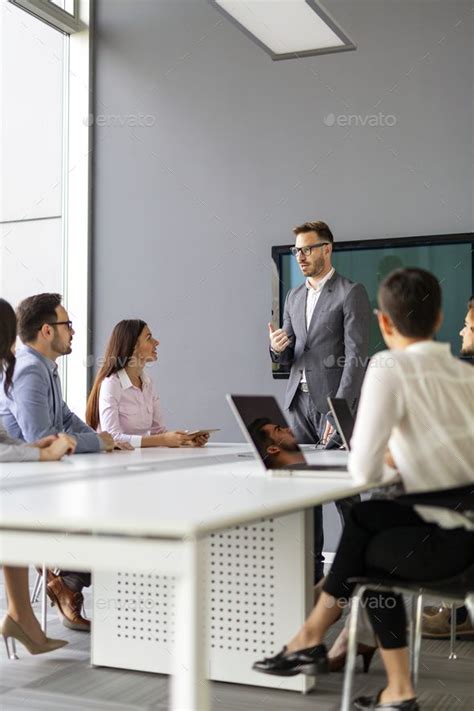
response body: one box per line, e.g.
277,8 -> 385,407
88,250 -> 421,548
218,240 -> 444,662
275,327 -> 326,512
340,484 -> 474,711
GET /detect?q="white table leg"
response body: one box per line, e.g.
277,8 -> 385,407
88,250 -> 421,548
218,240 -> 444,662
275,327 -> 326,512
171,538 -> 209,711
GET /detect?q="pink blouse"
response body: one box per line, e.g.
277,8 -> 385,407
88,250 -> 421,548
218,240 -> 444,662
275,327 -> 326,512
98,369 -> 167,447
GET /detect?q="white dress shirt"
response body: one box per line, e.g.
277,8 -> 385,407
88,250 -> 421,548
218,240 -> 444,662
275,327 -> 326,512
301,267 -> 335,385
349,341 -> 474,529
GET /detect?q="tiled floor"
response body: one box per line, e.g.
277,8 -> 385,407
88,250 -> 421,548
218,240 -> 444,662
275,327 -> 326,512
1,580 -> 473,710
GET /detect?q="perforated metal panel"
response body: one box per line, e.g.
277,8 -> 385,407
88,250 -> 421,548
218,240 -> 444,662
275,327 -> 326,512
209,520 -> 275,655
115,572 -> 176,645
92,511 -> 313,692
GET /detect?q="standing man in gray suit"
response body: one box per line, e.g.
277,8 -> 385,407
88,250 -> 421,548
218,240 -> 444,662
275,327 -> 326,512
269,221 -> 371,580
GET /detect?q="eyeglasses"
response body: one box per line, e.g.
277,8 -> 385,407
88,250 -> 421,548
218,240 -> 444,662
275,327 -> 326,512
47,320 -> 73,330
291,242 -> 330,257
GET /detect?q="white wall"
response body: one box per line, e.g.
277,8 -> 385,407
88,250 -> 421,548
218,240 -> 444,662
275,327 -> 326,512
92,0 -> 473,548
92,0 -> 473,436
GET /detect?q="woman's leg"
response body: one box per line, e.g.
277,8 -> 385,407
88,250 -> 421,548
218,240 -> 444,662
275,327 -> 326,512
287,500 -> 424,652
3,566 -> 47,645
361,523 -> 474,703
377,648 -> 415,704
328,606 -> 377,661
287,590 -> 343,652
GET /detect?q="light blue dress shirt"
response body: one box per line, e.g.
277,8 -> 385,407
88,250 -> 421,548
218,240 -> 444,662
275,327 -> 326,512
0,345 -> 101,454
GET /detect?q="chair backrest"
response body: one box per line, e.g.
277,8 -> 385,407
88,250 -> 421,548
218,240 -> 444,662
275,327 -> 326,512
396,483 -> 474,513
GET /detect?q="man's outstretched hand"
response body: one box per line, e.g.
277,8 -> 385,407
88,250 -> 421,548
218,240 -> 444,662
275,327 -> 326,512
268,322 -> 291,353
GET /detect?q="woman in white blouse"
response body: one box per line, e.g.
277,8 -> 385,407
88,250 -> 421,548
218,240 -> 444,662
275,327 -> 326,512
253,269 -> 474,711
0,298 -> 76,658
86,320 -> 208,448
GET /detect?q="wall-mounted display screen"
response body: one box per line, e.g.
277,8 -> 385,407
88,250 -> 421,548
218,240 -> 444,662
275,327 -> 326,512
271,233 -> 474,378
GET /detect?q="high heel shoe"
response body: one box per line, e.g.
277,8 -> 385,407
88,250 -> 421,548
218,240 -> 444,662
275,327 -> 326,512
1,615 -> 68,659
328,642 -> 377,673
353,688 -> 419,710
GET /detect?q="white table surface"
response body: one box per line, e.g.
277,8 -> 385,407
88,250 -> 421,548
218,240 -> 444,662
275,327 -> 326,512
0,444 -> 370,538
0,442 -> 250,479
0,443 -> 373,711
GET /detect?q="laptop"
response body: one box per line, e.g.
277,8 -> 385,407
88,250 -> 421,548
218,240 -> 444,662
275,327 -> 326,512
327,397 -> 355,451
227,394 -> 349,477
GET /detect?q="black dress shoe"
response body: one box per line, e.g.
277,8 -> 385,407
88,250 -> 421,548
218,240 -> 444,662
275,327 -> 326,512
252,644 -> 329,677
353,689 -> 419,710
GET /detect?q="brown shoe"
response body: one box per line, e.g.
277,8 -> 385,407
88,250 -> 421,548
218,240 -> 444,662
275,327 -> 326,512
422,606 -> 474,640
46,577 -> 90,632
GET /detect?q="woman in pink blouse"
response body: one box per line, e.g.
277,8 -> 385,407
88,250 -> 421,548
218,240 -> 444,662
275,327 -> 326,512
86,320 -> 207,448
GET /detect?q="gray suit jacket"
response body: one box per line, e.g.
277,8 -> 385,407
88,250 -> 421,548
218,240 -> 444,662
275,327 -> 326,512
0,345 -> 101,454
271,271 -> 371,412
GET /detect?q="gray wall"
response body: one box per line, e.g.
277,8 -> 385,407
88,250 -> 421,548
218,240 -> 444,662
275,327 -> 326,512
93,0 -> 473,547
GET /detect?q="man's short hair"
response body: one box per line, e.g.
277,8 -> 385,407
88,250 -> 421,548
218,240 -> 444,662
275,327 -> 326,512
248,417 -> 272,458
17,293 -> 62,343
468,295 -> 474,310
378,268 -> 441,338
292,221 -> 334,244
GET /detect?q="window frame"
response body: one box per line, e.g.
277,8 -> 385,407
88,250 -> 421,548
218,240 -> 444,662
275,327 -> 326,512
8,0 -> 92,417
9,0 -> 81,34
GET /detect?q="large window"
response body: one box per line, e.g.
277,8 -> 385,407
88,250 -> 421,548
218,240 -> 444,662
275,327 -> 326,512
0,0 -> 91,416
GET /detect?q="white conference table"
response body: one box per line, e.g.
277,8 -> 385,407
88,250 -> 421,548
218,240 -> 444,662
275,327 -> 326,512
0,444 -> 373,711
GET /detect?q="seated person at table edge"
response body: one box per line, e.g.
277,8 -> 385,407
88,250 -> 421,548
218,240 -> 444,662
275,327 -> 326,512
0,293 -> 129,633
420,293 -> 474,639
0,293 -> 121,454
460,294 -> 474,360
0,297 -> 75,659
253,268 -> 474,711
86,319 -> 208,447
326,293 -> 474,665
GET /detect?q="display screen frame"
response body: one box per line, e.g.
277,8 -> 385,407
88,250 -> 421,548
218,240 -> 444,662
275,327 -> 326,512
271,232 -> 474,379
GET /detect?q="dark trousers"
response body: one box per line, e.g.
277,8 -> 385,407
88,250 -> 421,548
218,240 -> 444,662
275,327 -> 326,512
323,500 -> 474,649
288,389 -> 360,582
59,571 -> 91,592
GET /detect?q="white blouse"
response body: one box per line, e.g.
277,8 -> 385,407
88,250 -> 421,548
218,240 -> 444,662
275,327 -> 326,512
349,341 -> 474,530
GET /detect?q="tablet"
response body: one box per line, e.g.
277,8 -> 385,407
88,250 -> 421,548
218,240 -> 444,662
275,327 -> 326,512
186,429 -> 220,438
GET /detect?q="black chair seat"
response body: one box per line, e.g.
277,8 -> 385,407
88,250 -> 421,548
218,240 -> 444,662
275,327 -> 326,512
349,560 -> 474,600
396,484 -> 474,512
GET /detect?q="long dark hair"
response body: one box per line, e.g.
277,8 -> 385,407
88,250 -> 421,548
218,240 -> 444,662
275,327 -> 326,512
0,298 -> 18,397
86,319 -> 146,430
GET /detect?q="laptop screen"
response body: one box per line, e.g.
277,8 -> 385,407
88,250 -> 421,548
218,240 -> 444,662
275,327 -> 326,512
327,397 -> 355,450
227,395 -> 306,470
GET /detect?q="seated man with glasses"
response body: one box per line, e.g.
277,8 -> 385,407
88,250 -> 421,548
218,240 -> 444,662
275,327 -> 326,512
0,292 -> 129,633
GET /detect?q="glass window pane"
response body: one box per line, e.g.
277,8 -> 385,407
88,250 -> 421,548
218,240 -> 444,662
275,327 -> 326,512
0,0 -> 64,223
0,0 -> 65,324
0,218 -> 63,306
49,0 -> 75,16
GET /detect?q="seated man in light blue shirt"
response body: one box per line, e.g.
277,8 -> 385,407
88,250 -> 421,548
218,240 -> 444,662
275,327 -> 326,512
0,292 -> 129,633
0,294 -> 115,453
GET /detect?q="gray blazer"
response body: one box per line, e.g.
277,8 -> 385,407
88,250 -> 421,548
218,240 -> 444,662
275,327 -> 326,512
271,271 -> 371,412
0,345 -> 101,454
